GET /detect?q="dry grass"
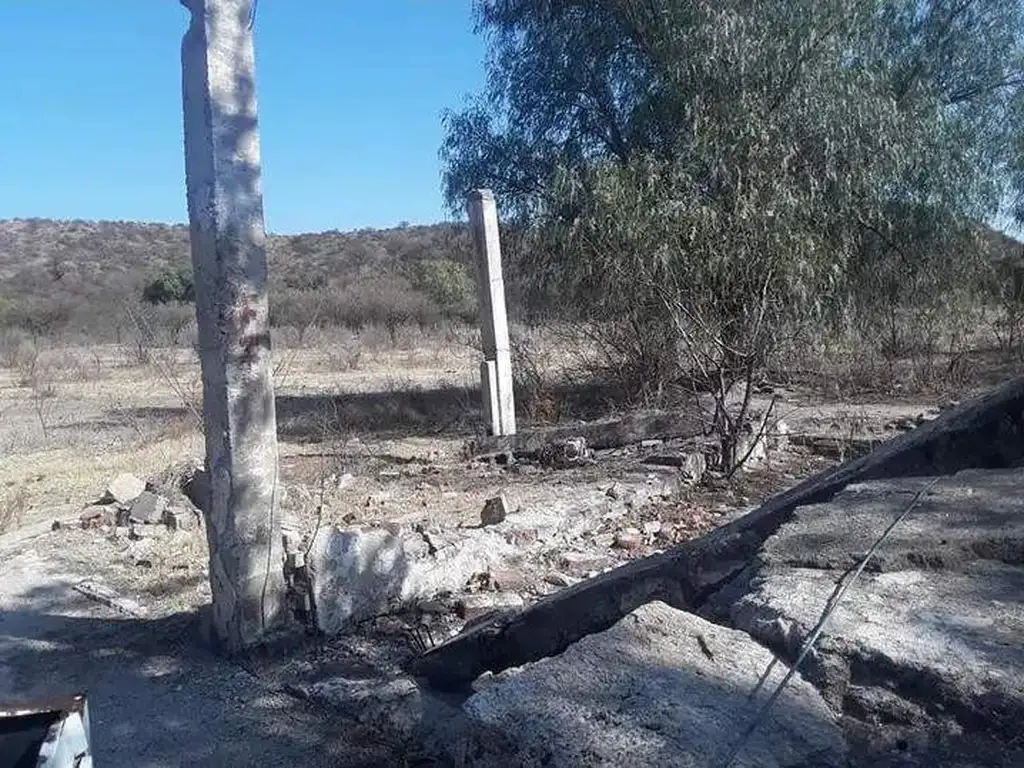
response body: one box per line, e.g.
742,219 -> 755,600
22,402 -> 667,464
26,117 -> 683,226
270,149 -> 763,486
0,315 -> 1018,535
0,327 -> 479,529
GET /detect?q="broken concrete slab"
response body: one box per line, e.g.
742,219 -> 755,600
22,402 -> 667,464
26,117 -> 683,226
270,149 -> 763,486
459,601 -> 847,767
307,485 -> 640,636
732,561 -> 1024,736
727,470 -> 1024,745
753,469 -> 1024,574
102,473 -> 145,506
415,376 -> 1024,689
307,525 -> 517,633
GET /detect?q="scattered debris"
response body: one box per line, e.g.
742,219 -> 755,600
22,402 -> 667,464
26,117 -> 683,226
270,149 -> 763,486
129,521 -> 167,541
538,436 -> 591,468
162,506 -> 198,532
789,434 -> 877,461
457,592 -> 525,622
558,551 -> 616,576
641,520 -> 662,537
78,505 -> 115,529
480,494 -> 509,526
643,450 -> 707,484
544,572 -> 578,588
487,567 -> 528,592
612,529 -> 644,551
414,378 -> 1024,689
464,409 -> 704,461
73,580 -> 148,618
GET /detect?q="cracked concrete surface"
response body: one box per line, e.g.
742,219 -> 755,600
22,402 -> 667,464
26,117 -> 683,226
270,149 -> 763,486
722,470 -> 1024,767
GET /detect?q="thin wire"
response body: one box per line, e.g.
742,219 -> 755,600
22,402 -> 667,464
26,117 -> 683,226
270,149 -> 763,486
719,476 -> 941,768
247,0 -> 258,30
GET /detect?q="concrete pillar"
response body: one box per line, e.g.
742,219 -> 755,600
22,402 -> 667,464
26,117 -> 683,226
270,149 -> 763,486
179,0 -> 287,651
469,190 -> 517,436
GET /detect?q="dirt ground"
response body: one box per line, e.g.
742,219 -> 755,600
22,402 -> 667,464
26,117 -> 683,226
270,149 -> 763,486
0,338 -> 959,611
0,336 -> 1010,764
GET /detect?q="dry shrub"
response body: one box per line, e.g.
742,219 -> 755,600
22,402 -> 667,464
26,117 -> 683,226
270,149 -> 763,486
510,324 -> 562,423
0,329 -> 35,370
0,486 -> 29,534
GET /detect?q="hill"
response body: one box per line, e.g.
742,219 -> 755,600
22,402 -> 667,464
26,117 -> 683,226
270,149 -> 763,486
0,218 -> 480,342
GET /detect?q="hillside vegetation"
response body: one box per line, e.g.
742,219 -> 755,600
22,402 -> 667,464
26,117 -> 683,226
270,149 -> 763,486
0,218 -> 481,345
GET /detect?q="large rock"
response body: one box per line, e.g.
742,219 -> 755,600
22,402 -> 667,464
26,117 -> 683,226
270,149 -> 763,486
103,473 -> 145,506
460,601 -> 846,767
728,470 -> 1024,751
307,525 -> 516,633
128,491 -> 167,524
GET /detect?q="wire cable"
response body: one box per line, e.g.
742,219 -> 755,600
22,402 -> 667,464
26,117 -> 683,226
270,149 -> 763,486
719,476 -> 941,768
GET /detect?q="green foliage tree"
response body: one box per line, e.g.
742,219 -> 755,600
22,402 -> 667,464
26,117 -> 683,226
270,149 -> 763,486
441,0 -> 1024,406
142,265 -> 195,305
410,258 -> 477,321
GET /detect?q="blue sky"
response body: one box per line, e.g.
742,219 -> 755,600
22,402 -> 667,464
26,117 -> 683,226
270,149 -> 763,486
0,1 -> 486,233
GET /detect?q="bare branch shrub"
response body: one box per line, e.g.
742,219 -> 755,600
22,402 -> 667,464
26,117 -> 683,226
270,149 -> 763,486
0,485 -> 29,534
0,329 -> 35,370
988,249 -> 1024,360
123,304 -> 204,431
510,324 -> 561,423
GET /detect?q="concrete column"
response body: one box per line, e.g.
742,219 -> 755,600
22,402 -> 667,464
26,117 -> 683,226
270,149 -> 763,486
180,0 -> 287,651
469,190 -> 517,436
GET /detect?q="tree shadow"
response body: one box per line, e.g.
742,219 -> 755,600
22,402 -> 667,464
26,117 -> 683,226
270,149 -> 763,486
113,375 -> 637,443
0,580 -> 399,767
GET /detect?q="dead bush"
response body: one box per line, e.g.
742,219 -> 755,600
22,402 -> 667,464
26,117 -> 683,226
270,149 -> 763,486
0,486 -> 29,534
510,325 -> 561,424
0,329 -> 34,370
